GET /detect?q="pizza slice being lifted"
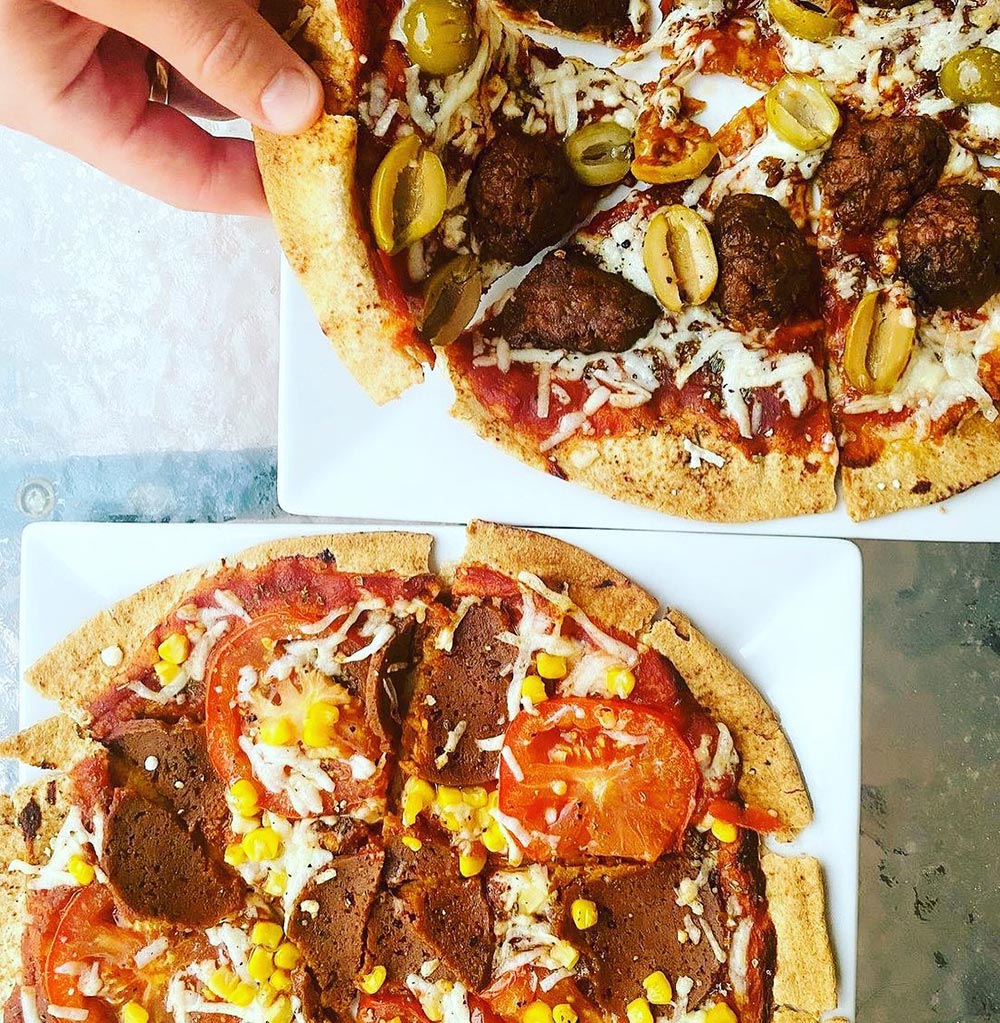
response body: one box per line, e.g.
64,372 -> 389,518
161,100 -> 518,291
256,0 -> 661,403
1,524 -> 841,1023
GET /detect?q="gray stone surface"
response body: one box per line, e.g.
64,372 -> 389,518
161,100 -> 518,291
857,541 -> 999,1023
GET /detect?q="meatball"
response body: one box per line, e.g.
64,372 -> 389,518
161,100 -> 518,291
711,194 -> 821,331
503,0 -> 634,38
489,248 -> 661,354
818,116 -> 949,233
899,184 -> 1000,311
469,131 -> 584,266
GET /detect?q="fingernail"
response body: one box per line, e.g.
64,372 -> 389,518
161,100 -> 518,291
261,67 -> 319,133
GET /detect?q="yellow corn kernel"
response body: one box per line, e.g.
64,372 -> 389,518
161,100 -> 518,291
549,941 -> 580,970
464,787 -> 489,809
267,997 -> 294,1023
521,675 -> 548,705
207,968 -> 241,1001
402,777 -> 435,826
121,1002 -> 148,1023
401,835 -> 423,852
459,844 -> 487,877
642,972 -> 672,1006
536,653 -> 567,680
274,942 -> 300,970
256,984 -> 279,1008
359,965 -> 387,995
626,999 -> 653,1023
482,821 -> 507,854
228,779 -> 260,818
248,947 -> 275,984
153,660 -> 181,684
224,843 -> 247,867
302,700 -> 341,748
264,869 -> 288,896
552,1005 -> 577,1023
157,633 -> 190,665
711,819 -> 739,844
704,1006 -> 738,1023
437,785 -> 465,807
67,854 -> 95,886
606,667 -> 636,699
252,921 -> 285,950
259,717 -> 297,747
571,898 -> 598,930
438,808 -> 465,833
487,789 -> 500,810
523,1002 -> 553,1023
242,826 -> 283,862
270,970 -> 292,993
231,983 -> 257,1008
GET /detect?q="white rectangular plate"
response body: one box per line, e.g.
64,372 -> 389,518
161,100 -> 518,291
277,59 -> 1000,541
20,522 -> 861,1018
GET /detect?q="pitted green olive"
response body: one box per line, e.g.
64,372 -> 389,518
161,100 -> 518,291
403,0 -> 477,78
565,122 -> 635,187
768,0 -> 840,42
370,135 -> 448,255
765,74 -> 842,150
421,255 -> 483,346
940,46 -> 1000,106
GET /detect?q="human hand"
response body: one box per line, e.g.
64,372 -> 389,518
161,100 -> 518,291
0,0 -> 324,216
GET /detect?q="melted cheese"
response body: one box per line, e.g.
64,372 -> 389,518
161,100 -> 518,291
30,807 -> 103,891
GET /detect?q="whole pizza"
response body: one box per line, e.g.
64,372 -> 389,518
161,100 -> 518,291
1,526 -> 839,1023
255,0 -> 1000,522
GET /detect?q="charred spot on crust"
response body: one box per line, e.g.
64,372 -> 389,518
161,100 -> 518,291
17,799 -> 42,842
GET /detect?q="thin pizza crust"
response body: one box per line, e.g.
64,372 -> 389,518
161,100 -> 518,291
762,851 -> 839,1019
25,532 -> 433,722
256,116 -> 427,405
450,373 -> 838,522
842,411 -> 1000,520
644,614 -> 812,842
457,520 -> 659,635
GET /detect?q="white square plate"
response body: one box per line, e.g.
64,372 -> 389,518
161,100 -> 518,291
20,522 -> 861,1018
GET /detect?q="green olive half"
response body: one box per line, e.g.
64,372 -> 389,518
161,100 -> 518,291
565,122 -> 635,187
940,46 -> 1000,106
768,0 -> 840,42
370,135 -> 448,255
422,255 -> 483,346
403,0 -> 477,78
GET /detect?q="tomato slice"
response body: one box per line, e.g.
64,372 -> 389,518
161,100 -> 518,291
708,798 -> 784,834
204,610 -> 386,819
359,990 -> 431,1023
498,698 -> 699,861
483,968 -> 601,1023
42,886 -> 145,1020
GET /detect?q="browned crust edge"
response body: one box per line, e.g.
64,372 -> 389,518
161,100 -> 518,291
842,410 -> 1000,520
449,368 -> 838,523
25,533 -> 433,721
255,115 -> 427,406
457,521 -> 659,636
762,851 -> 839,1019
644,612 -> 813,841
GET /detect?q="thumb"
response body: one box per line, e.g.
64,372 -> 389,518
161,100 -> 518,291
61,0 -> 324,134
